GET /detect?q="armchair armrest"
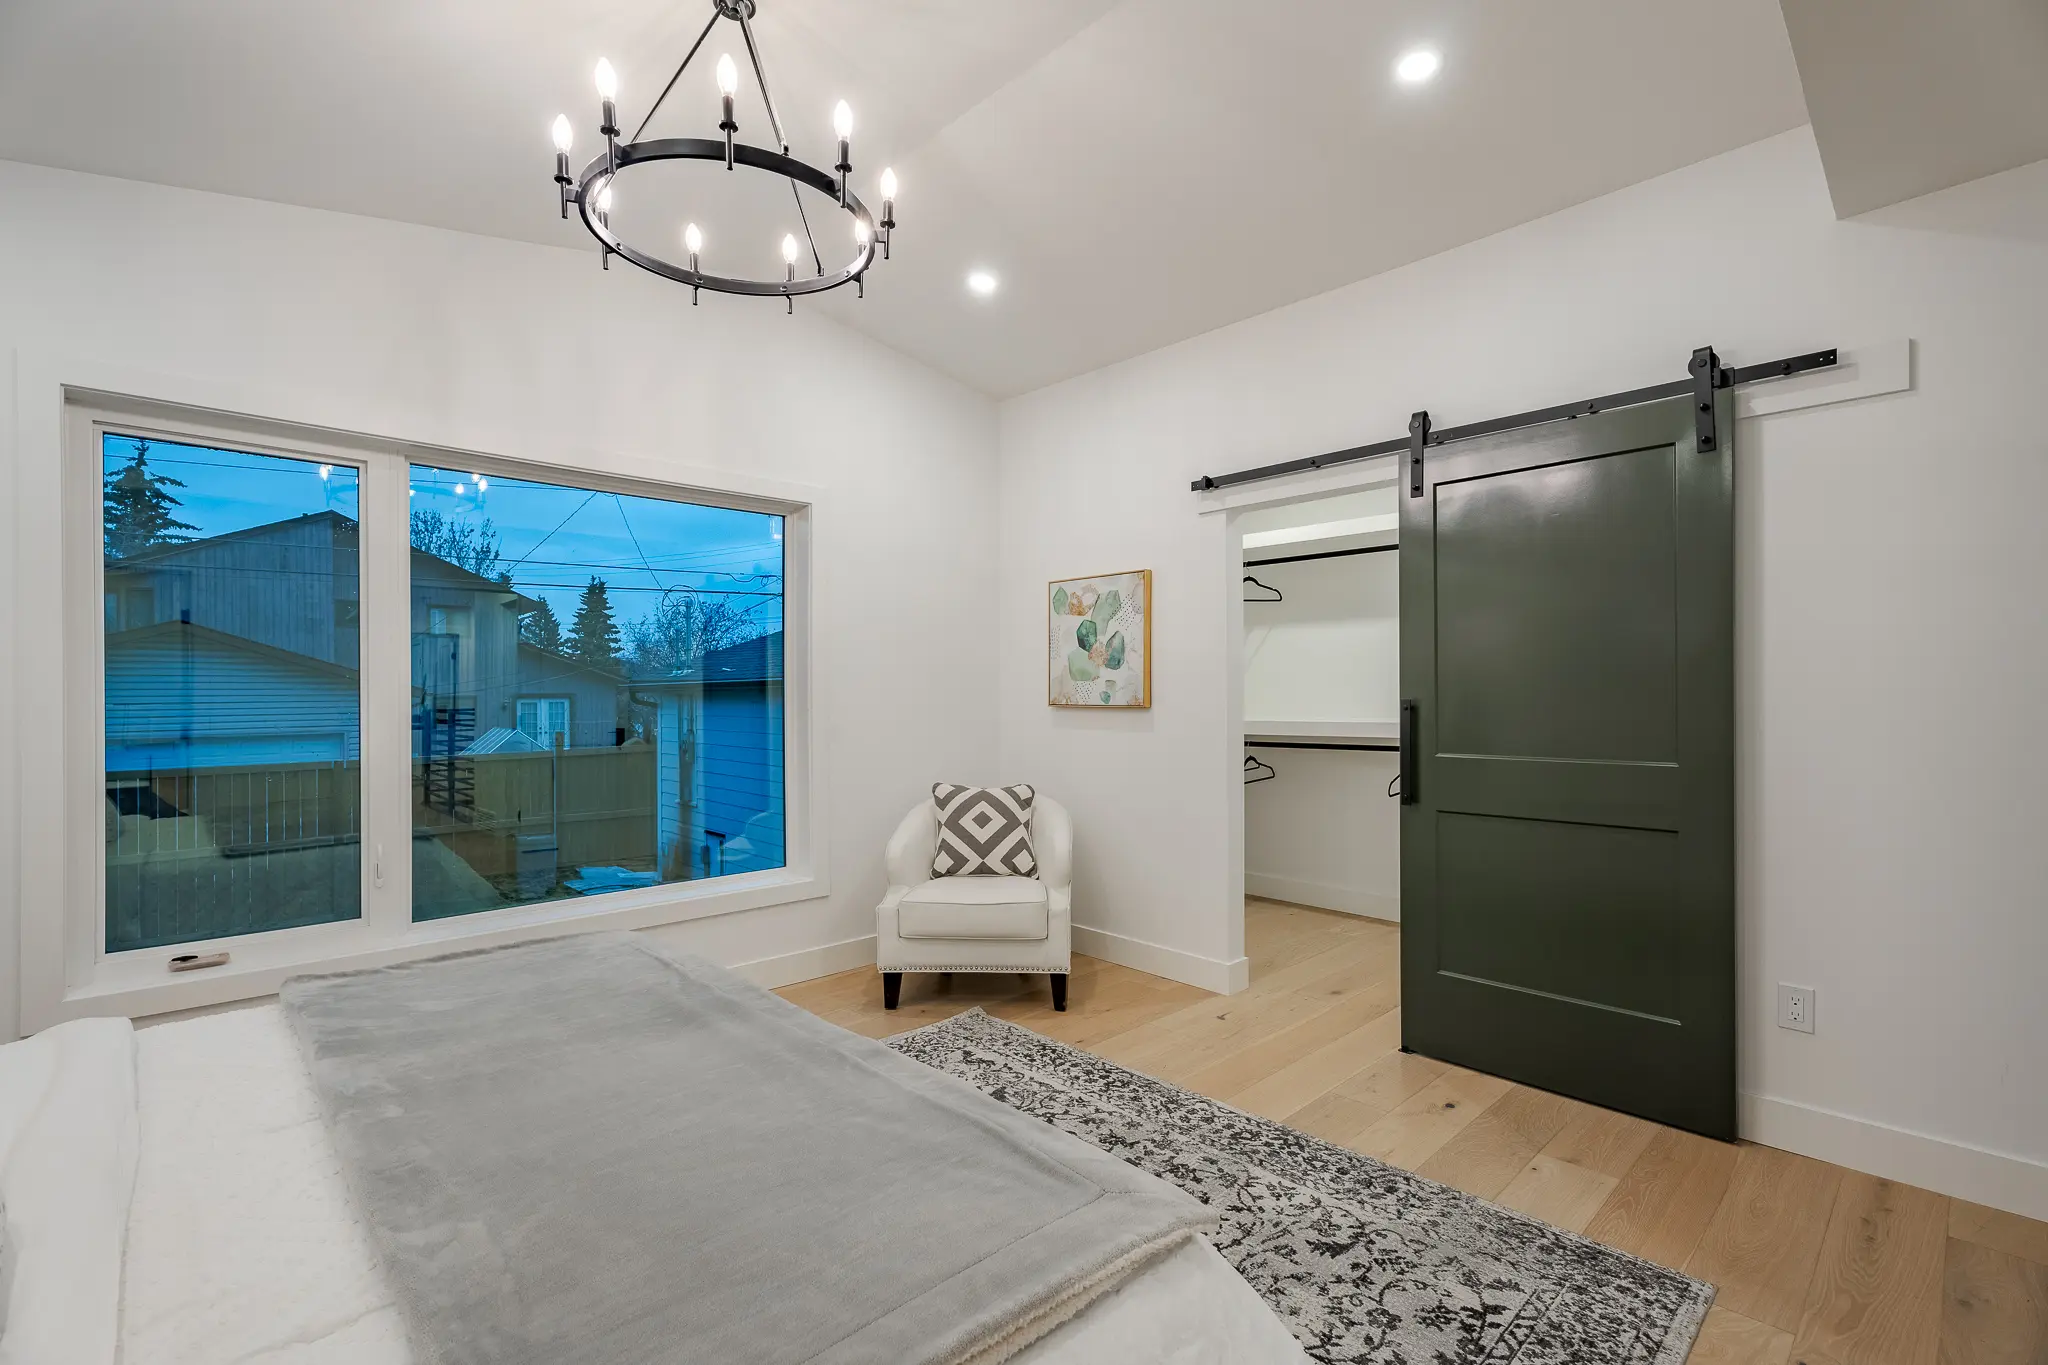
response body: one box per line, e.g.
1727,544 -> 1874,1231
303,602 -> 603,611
884,802 -> 937,889
1033,796 -> 1073,894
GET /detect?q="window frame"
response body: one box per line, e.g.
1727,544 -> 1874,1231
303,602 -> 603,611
27,388 -> 822,1030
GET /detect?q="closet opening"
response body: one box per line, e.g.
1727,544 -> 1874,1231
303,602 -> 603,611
1237,485 -> 1400,926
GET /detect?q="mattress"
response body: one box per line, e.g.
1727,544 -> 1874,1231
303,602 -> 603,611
121,1003 -> 1308,1365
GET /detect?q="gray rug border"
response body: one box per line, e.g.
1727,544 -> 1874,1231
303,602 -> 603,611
891,1006 -> 1716,1365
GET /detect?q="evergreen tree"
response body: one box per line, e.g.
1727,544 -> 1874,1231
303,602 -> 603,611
103,440 -> 198,558
567,578 -> 620,669
521,597 -> 564,652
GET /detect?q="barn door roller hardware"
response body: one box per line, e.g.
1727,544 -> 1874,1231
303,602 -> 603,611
1190,345 -> 1839,495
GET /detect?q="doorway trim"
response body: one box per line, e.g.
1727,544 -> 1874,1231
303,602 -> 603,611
1209,458 -> 1404,977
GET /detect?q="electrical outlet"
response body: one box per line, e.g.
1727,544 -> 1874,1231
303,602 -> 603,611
1777,983 -> 1816,1034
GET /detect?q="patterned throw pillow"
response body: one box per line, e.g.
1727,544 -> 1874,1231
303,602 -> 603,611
931,783 -> 1038,878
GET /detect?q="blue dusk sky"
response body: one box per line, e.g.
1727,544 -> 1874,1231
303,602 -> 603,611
104,435 -> 783,638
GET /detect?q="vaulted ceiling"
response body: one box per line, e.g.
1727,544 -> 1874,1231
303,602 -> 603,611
0,1 -> 1833,396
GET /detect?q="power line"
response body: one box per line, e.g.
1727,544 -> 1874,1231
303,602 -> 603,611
500,491 -> 599,571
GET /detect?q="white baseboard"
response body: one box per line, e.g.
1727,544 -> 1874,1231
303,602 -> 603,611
728,934 -> 877,990
1742,1092 -> 2048,1223
1071,924 -> 1246,995
1244,873 -> 1399,922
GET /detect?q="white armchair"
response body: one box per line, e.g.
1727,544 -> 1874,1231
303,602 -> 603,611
876,796 -> 1073,1011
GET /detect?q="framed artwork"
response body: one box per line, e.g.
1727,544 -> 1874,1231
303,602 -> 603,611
1048,569 -> 1151,707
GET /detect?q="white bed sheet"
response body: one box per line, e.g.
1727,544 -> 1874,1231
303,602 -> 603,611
123,1004 -> 1307,1365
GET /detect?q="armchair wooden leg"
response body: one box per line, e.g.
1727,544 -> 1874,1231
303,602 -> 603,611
1050,974 -> 1068,1012
883,972 -> 903,1010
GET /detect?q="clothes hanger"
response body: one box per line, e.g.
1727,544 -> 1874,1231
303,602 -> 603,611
1244,753 -> 1277,784
1243,574 -> 1283,603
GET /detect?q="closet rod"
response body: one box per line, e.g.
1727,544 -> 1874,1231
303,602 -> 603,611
1245,740 -> 1397,753
1190,345 -> 1838,493
1245,543 -> 1397,568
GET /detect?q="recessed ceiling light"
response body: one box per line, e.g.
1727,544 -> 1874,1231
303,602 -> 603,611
1395,48 -> 1441,85
966,270 -> 999,297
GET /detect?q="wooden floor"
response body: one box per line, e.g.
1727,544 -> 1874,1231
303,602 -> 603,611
778,899 -> 2048,1365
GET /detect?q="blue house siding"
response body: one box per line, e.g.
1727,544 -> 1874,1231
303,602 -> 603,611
642,632 -> 785,879
698,683 -> 784,872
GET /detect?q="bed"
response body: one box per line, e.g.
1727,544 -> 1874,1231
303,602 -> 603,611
0,936 -> 1309,1365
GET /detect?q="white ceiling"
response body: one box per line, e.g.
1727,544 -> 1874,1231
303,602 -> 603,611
0,0 -> 1812,397
1781,0 -> 2048,219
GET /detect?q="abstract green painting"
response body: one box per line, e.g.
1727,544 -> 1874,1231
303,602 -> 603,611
1048,569 -> 1151,707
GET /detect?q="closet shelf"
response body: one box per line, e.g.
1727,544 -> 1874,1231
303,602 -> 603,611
1243,719 -> 1398,743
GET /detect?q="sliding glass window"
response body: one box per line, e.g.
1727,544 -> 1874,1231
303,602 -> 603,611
407,464 -> 785,920
101,435 -> 362,951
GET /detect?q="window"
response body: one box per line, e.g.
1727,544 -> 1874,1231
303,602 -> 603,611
100,434 -> 363,951
40,395 -> 810,1024
516,697 -> 572,748
408,463 -> 785,920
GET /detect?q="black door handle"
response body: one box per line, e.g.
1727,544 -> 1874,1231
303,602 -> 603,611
1399,699 -> 1418,806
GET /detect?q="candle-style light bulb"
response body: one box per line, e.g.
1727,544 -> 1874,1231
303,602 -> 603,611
878,167 -> 897,259
832,100 -> 853,205
596,58 -> 620,174
716,54 -> 739,169
855,219 -> 870,246
551,115 -> 575,216
684,222 -> 703,256
781,233 -> 800,266
597,183 -> 613,217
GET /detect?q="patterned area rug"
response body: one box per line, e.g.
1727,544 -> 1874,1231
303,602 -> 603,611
889,1008 -> 1712,1365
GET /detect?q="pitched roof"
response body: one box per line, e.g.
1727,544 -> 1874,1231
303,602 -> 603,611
102,618 -> 359,682
628,630 -> 784,687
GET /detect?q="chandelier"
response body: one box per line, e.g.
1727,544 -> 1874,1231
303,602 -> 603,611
548,0 -> 898,312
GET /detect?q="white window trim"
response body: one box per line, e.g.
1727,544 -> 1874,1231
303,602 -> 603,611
15,366 -> 828,1033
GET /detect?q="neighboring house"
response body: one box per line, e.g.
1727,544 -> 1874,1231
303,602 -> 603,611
104,619 -> 361,771
514,643 -> 624,749
635,631 -> 785,880
410,549 -> 539,758
104,509 -> 361,669
101,509 -> 605,768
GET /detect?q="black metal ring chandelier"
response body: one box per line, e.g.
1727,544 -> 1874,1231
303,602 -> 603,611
548,0 -> 898,312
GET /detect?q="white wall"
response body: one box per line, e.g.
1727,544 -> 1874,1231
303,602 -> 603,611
1244,551 -> 1399,726
996,128 -> 2048,1217
0,159 -> 1000,1042
1243,551 -> 1401,918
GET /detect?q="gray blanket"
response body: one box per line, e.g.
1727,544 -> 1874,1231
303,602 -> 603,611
279,934 -> 1212,1365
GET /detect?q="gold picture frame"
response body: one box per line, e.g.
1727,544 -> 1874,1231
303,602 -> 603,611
1048,569 -> 1151,707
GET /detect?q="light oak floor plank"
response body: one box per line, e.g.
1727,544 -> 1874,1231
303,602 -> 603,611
1583,1125 -> 1740,1271
1793,1172 -> 1949,1365
776,899 -> 2047,1365
1414,1085 -> 1586,1201
1951,1201 -> 2048,1270
1496,1154 -> 1621,1234
1688,1306 -> 1794,1365
1349,1066 -> 1514,1171
1939,1238 -> 2048,1365
1687,1144 -> 1845,1333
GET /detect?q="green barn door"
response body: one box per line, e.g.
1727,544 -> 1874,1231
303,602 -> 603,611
1399,393 -> 1735,1140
